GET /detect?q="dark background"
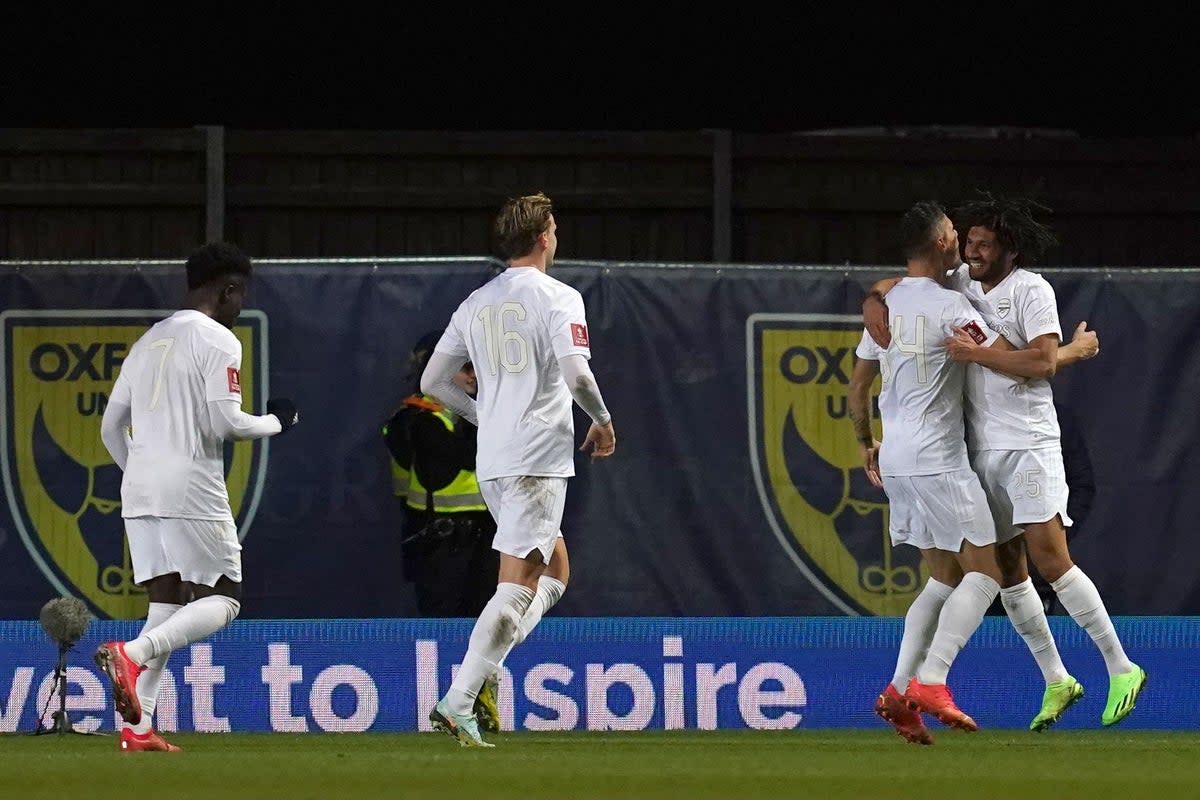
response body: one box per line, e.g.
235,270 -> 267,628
5,9 -> 1196,137
4,10 -> 1197,265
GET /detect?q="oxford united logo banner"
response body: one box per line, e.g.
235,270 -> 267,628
1,310 -> 269,619
747,313 -> 924,616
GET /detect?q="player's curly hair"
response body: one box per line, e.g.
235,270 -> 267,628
493,192 -> 554,261
953,193 -> 1058,265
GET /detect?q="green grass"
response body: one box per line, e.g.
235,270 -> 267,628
4,729 -> 1199,800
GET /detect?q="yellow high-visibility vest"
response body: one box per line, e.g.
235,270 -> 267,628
387,395 -> 486,513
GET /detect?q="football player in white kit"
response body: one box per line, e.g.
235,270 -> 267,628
942,195 -> 1145,727
94,243 -> 299,752
849,202 -> 1010,743
420,193 -> 616,747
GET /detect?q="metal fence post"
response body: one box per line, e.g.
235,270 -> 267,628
199,125 -> 225,243
709,128 -> 732,263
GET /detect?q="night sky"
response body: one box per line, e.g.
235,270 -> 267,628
5,9 -> 1196,137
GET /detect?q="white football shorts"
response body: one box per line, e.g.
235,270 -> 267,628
882,469 -> 997,552
479,476 -> 567,565
125,516 -> 243,586
969,446 -> 1073,541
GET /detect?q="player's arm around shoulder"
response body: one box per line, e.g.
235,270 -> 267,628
940,296 -> 1026,375
944,312 -> 1055,380
862,276 -> 902,348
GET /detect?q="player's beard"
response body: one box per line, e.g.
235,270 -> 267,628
968,256 -> 1009,285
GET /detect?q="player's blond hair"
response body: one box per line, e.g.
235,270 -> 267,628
493,192 -> 554,261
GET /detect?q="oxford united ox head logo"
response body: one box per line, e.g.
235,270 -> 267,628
1,310 -> 269,619
747,313 -> 925,616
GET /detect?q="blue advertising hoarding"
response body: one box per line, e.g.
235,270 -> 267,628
1,617 -> 1193,733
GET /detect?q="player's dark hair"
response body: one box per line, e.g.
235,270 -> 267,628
899,201 -> 947,259
185,242 -> 252,290
953,193 -> 1058,265
493,192 -> 554,261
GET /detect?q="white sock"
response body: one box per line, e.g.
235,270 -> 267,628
446,582 -> 534,716
1051,565 -> 1135,676
1001,578 -> 1069,685
516,576 -> 566,648
918,572 -> 1000,685
495,575 -> 567,671
128,602 -> 182,734
124,595 -> 240,665
891,578 -> 954,690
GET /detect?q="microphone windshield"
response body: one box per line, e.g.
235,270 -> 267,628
38,597 -> 92,646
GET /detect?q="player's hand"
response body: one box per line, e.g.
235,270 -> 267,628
945,327 -> 982,362
863,293 -> 891,348
580,420 -> 615,461
267,397 -> 299,433
1069,321 -> 1100,360
860,440 -> 882,489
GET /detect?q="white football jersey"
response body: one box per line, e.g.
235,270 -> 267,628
108,310 -> 246,520
948,265 -> 1063,450
856,276 -> 997,476
436,267 -> 592,480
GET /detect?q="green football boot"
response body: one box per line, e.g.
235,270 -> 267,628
1029,675 -> 1084,732
1102,665 -> 1147,726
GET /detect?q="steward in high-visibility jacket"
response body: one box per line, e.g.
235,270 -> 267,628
386,394 -> 488,516
383,389 -> 498,617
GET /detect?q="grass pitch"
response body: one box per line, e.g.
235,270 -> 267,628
3,729 -> 1198,800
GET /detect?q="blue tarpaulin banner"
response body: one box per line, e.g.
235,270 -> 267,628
0,260 -> 1196,618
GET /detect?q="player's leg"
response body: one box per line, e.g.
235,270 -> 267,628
997,533 -> 1068,683
108,522 -> 231,753
907,541 -> 999,731
1015,447 -> 1144,725
513,535 -> 568,646
126,573 -> 184,737
997,534 -> 1082,730
96,517 -> 184,727
976,448 -> 1080,728
872,477 -> 953,744
1025,514 -> 1144,724
877,546 -> 958,745
432,549 -> 536,747
892,549 -> 959,691
119,576 -> 185,753
102,518 -> 241,730
122,518 -> 242,664
476,535 -> 568,732
432,476 -> 565,747
906,471 -> 1001,731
